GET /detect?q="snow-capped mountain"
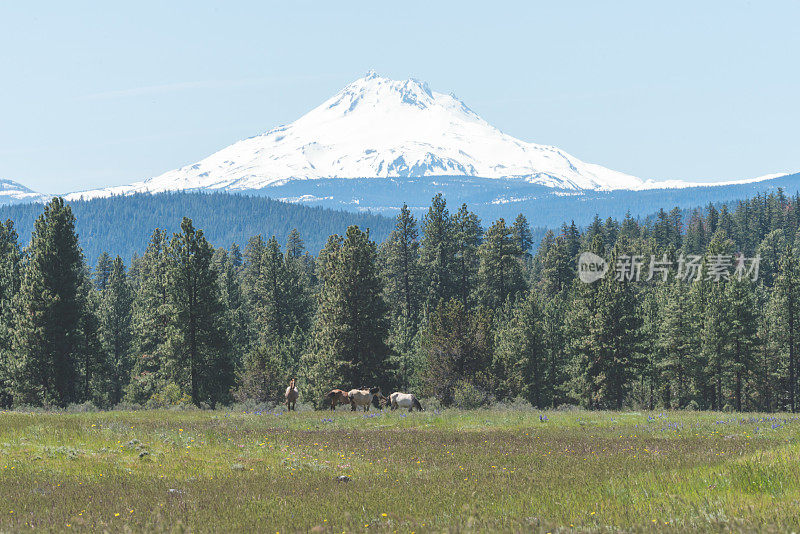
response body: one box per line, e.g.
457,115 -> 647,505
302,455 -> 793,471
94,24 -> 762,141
69,71 -> 653,200
0,179 -> 49,205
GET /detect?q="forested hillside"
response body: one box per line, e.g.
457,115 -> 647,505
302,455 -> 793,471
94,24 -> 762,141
0,190 -> 799,412
0,192 -> 397,264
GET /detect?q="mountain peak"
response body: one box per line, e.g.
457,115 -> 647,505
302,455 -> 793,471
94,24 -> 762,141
67,72 -> 649,200
0,178 -> 49,205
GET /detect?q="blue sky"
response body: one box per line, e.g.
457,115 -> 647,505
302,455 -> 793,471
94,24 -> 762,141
1,1 -> 798,194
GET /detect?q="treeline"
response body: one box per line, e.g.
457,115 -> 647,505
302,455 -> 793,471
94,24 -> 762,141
0,190 -> 799,412
0,192 -> 396,265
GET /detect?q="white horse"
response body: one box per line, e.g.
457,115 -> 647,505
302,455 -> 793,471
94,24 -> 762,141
389,392 -> 423,412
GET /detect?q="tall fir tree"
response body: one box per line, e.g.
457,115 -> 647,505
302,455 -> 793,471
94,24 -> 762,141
97,256 -> 133,406
773,243 -> 800,411
0,220 -> 21,407
127,229 -> 172,405
303,226 -> 391,404
420,194 -> 455,312
165,218 -> 233,406
477,218 -> 525,308
451,204 -> 482,308
12,198 -> 87,406
420,298 -> 493,406
493,289 -> 547,405
511,214 -> 534,257
94,252 -> 113,292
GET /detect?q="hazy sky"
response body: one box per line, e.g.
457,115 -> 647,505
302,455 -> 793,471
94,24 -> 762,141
1,1 -> 798,194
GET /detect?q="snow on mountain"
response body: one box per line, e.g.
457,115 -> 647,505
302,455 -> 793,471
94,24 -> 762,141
635,172 -> 790,190
68,71 -> 650,200
0,179 -> 49,205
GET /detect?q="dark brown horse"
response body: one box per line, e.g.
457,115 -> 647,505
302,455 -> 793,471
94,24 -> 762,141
324,389 -> 350,411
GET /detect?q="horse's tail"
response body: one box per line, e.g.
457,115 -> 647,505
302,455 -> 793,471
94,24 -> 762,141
413,396 -> 423,411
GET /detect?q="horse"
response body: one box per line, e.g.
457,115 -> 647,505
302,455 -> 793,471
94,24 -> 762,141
285,378 -> 299,411
324,389 -> 350,411
389,392 -> 423,412
348,387 -> 382,411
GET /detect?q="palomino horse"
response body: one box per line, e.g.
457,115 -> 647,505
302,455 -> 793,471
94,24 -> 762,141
389,392 -> 423,412
285,379 -> 299,411
348,387 -> 382,411
324,389 -> 350,411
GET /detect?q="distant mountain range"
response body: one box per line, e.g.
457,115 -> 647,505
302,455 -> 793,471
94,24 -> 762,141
0,179 -> 50,205
2,71 -> 797,238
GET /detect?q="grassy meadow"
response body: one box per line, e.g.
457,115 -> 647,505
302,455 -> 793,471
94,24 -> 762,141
0,408 -> 799,533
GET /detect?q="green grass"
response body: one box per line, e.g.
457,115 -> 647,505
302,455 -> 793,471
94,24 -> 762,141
1,408 -> 799,533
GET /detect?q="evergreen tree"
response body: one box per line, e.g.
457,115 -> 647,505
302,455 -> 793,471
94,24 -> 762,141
238,236 -> 311,402
420,194 -> 455,311
126,229 -> 172,405
726,275 -> 758,411
451,204 -> 482,308
285,228 -> 305,260
97,257 -> 133,406
0,220 -> 21,407
477,218 -> 524,308
493,289 -> 547,405
511,213 -> 534,256
658,280 -> 698,408
420,299 -> 493,406
304,226 -> 391,404
381,204 -> 422,329
380,204 -> 423,386
165,218 -> 233,406
12,198 -> 87,406
94,252 -> 113,291
774,244 -> 800,411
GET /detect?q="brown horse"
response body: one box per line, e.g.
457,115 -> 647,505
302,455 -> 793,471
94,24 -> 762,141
285,378 -> 299,411
324,389 -> 350,411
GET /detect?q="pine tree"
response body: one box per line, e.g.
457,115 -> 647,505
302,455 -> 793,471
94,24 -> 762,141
420,299 -> 493,406
165,218 -> 233,406
0,220 -> 21,407
213,246 -> 250,360
12,198 -> 87,406
380,204 -> 423,385
97,257 -> 133,406
477,218 -> 524,308
285,228 -> 305,260
304,226 -> 391,404
127,229 -> 172,405
511,213 -> 534,256
658,280 -> 698,408
420,194 -> 455,311
726,276 -> 758,411
94,252 -> 113,292
591,244 -> 642,408
452,204 -> 482,308
238,236 -> 311,402
774,244 -> 800,411
493,289 -> 547,405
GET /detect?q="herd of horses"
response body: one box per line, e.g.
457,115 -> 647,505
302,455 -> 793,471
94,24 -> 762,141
283,379 -> 422,412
